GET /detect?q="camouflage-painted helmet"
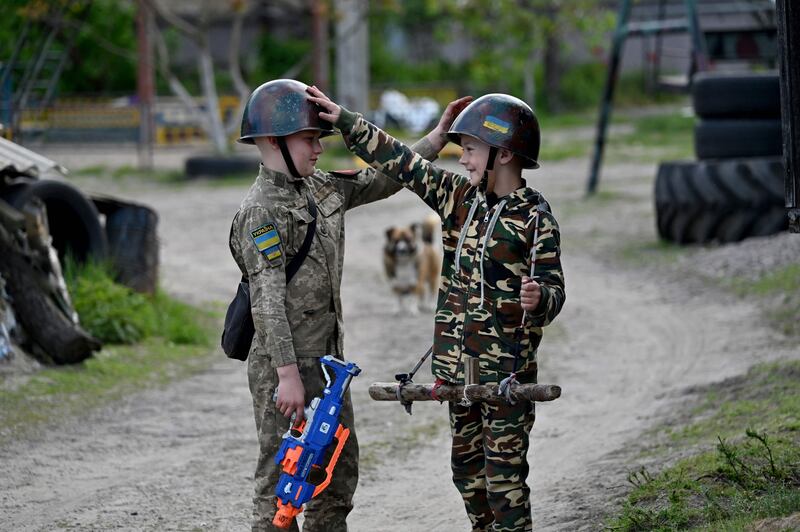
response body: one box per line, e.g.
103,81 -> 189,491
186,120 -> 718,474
447,93 -> 540,169
238,79 -> 334,144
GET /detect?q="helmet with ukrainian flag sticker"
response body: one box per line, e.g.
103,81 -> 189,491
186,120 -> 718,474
238,79 -> 335,144
447,93 -> 540,169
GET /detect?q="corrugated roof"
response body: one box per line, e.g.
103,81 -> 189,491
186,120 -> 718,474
0,137 -> 68,177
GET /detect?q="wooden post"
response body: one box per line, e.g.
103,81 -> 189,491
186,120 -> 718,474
369,382 -> 561,405
776,0 -> 800,232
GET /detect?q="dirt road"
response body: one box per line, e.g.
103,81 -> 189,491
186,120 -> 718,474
1,150 -> 796,531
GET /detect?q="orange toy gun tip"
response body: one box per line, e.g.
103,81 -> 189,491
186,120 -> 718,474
273,501 -> 302,529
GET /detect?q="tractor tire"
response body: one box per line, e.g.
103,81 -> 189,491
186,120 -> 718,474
692,71 -> 781,119
184,154 -> 261,178
694,119 -> 783,160
654,158 -> 787,244
1,179 -> 108,263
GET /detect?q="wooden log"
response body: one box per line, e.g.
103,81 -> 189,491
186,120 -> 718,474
369,382 -> 561,405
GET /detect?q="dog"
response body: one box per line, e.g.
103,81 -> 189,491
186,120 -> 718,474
383,214 -> 441,315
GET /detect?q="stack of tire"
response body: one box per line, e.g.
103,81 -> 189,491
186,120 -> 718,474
654,71 -> 787,244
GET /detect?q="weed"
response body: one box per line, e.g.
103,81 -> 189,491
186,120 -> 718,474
608,361 -> 800,531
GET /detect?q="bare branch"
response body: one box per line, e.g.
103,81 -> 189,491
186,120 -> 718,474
225,0 -> 252,134
152,21 -> 208,130
145,0 -> 201,41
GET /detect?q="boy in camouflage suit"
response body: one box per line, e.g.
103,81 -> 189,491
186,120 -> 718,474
309,86 -> 565,532
230,79 -> 470,531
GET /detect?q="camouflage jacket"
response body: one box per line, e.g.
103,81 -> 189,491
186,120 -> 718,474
336,109 -> 566,384
230,139 -> 438,368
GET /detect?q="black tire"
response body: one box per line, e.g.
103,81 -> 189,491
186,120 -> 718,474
184,155 -> 261,178
92,196 -> 159,294
1,179 -> 108,263
654,158 -> 787,244
694,119 -> 783,160
692,72 -> 781,119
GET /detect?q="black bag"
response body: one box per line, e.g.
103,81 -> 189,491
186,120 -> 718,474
221,194 -> 318,360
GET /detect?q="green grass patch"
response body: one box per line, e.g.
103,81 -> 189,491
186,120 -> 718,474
609,112 -> 695,162
110,164 -> 185,183
540,139 -> 591,162
65,260 -> 209,345
1,261 -> 217,443
727,265 -> 800,337
0,337 -> 215,443
619,239 -> 685,267
608,361 -> 800,531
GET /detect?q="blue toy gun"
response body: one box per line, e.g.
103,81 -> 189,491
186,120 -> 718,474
273,355 -> 361,528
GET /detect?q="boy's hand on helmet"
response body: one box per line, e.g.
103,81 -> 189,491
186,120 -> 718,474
306,86 -> 341,124
436,95 -> 473,134
520,276 -> 542,311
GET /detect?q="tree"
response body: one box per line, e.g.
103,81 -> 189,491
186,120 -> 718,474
144,0 -> 251,155
425,0 -> 612,112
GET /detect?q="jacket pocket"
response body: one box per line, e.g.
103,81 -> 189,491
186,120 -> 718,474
491,297 -> 525,348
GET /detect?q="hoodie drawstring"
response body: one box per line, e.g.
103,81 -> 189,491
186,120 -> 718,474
478,199 -> 508,309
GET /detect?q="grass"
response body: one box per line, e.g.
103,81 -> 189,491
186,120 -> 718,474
65,259 -> 210,345
727,264 -> 800,337
0,337 -> 215,444
0,260 -> 217,443
607,361 -> 800,531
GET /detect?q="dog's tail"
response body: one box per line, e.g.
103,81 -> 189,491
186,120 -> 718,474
421,213 -> 439,244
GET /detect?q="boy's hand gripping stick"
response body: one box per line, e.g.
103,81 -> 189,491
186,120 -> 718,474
272,355 -> 361,528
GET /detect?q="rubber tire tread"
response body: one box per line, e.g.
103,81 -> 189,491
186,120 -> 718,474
1,179 -> 108,262
184,155 -> 261,177
654,158 -> 787,244
694,119 -> 783,160
692,72 -> 781,119
93,197 -> 160,294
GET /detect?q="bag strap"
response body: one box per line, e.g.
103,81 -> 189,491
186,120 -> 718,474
285,192 -> 317,283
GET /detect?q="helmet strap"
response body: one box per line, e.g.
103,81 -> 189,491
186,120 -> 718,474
479,146 -> 498,199
277,136 -> 302,178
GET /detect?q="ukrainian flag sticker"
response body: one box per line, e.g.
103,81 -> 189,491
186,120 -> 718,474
251,223 -> 282,262
483,115 -> 510,134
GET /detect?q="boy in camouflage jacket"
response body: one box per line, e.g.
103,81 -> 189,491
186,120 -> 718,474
309,86 -> 565,532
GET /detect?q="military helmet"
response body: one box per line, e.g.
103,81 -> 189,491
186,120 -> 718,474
238,79 -> 334,144
447,93 -> 540,169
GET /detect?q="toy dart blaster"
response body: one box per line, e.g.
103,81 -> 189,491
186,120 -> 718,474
273,355 -> 361,528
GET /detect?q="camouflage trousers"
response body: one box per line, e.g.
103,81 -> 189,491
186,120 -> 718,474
448,396 -> 536,532
248,355 -> 358,532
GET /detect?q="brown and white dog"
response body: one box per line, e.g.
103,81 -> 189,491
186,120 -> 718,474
383,214 -> 441,314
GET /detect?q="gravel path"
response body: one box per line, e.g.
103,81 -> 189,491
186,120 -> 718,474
1,146 -> 797,531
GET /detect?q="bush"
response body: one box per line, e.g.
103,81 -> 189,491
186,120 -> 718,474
65,260 -> 208,345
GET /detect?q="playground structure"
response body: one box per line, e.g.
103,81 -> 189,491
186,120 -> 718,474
588,0 -> 799,237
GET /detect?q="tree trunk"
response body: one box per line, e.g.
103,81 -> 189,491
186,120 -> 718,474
334,0 -> 369,113
368,382 -> 561,405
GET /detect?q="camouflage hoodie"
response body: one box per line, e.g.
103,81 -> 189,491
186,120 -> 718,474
336,109 -> 566,385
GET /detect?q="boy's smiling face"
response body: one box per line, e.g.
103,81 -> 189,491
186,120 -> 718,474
285,130 -> 325,177
458,135 -> 491,187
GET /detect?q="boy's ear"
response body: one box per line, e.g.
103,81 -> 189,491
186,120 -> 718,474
498,148 -> 515,166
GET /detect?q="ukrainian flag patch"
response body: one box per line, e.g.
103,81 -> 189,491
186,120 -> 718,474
251,223 -> 282,262
483,115 -> 510,134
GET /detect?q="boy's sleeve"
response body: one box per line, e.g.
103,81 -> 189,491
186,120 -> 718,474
234,206 -> 296,368
336,108 -> 467,219
525,209 -> 566,327
336,136 -> 442,211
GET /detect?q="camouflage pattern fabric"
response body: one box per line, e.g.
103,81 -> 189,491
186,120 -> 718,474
336,108 -> 565,385
449,398 -> 536,532
335,108 -> 564,531
230,138 -> 438,531
248,355 -> 357,532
